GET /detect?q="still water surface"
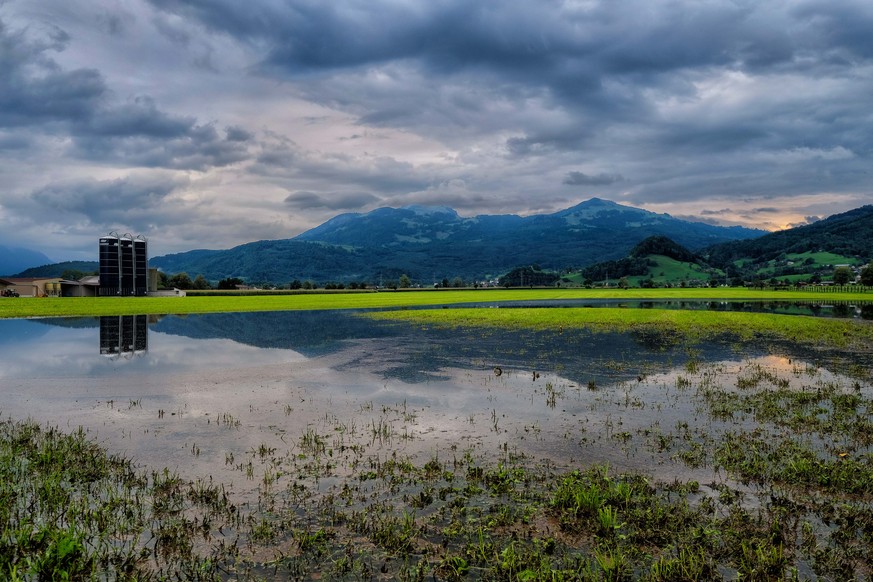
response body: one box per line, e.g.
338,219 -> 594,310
1,308 -> 869,501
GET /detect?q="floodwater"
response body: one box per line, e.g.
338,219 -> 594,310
1,309 -> 871,504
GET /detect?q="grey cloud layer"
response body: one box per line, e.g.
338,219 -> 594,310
29,176 -> 185,224
0,17 -> 252,171
1,0 -> 872,259
148,1 -> 873,184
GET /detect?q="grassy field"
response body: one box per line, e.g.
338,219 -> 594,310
2,287 -> 871,319
367,305 -> 873,350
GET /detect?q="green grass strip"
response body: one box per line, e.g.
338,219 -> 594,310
365,307 -> 873,349
2,287 -> 871,319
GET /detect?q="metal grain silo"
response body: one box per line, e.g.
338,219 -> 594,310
134,235 -> 148,296
99,232 -> 120,296
119,233 -> 134,295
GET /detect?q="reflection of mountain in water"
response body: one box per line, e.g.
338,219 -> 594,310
356,324 -> 741,386
151,310 -> 402,357
0,318 -> 54,347
30,316 -> 101,329
150,312 -> 746,385
24,308 -> 866,387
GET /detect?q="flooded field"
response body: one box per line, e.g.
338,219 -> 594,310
2,307 -> 872,579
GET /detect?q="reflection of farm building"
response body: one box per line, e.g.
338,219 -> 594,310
99,232 -> 148,296
100,315 -> 148,358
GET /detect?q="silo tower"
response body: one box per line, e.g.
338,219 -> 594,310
99,232 -> 149,296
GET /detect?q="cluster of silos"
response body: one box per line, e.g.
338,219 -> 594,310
99,232 -> 148,296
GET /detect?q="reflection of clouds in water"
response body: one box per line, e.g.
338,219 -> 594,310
143,332 -> 306,374
0,319 -> 306,379
0,325 -> 94,378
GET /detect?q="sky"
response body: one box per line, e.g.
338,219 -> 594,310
1,0 -> 872,261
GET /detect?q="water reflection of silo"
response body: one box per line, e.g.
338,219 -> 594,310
100,315 -> 148,359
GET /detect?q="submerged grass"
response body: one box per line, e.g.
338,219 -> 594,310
8,415 -> 870,580
2,287 -> 871,319
6,347 -> 873,581
0,418 -> 244,580
367,307 -> 873,349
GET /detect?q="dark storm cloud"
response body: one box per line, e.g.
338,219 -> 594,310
0,15 -> 253,171
73,123 -> 252,170
284,190 -> 379,211
147,2 -> 871,87
563,171 -> 624,186
11,1 -> 873,161
252,135 -> 427,195
78,96 -> 193,138
0,18 -> 106,127
225,126 -> 253,142
26,175 -> 190,231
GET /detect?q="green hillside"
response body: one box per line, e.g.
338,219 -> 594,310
737,251 -> 864,284
627,255 -> 722,286
576,236 -> 722,287
705,205 -> 873,270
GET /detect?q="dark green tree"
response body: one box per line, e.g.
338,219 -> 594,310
833,266 -> 852,286
168,272 -> 193,289
192,275 -> 211,290
61,269 -> 87,281
218,277 -> 244,290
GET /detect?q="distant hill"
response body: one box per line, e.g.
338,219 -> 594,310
152,240 -> 374,283
703,205 -> 873,282
11,261 -> 99,279
629,235 -> 699,263
580,236 -> 716,285
0,245 -> 53,277
704,206 -> 873,266
151,199 -> 764,284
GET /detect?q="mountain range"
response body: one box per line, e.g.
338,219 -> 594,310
7,199 -> 871,284
0,245 -> 53,277
148,198 -> 763,283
